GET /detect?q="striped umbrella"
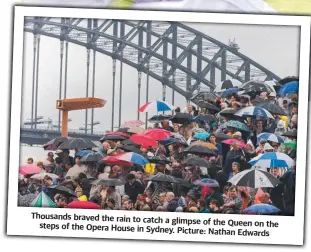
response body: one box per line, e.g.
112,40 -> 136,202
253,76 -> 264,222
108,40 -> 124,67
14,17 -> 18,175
235,106 -> 274,119
249,152 -> 295,168
228,168 -> 280,188
30,191 -> 57,208
116,152 -> 149,166
138,100 -> 174,113
257,133 -> 284,144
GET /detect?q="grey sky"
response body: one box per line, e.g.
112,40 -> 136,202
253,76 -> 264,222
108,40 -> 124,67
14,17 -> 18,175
21,20 -> 300,132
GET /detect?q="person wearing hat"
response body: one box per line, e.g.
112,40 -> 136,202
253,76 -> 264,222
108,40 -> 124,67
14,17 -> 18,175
268,92 -> 277,103
274,119 -> 287,136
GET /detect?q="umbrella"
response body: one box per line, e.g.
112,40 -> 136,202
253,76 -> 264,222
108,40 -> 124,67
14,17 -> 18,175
192,127 -> 207,134
220,87 -> 241,97
174,178 -> 193,188
58,138 -> 97,150
284,141 -> 297,150
282,130 -> 297,138
158,137 -> 188,146
48,185 -> 77,198
182,145 -> 217,156
257,102 -> 286,115
240,80 -> 274,93
144,128 -> 171,141
193,132 -> 210,141
116,152 -> 149,165
127,127 -> 146,134
191,141 -> 218,150
243,204 -> 281,214
264,80 -> 281,92
249,152 -> 295,168
117,127 -> 129,133
257,133 -> 284,144
235,106 -> 274,120
228,168 -> 280,188
218,108 -> 242,121
102,154 -> 133,167
147,173 -> 179,183
43,136 -> 72,151
197,101 -> 220,112
183,156 -> 210,167
193,114 -> 216,122
278,81 -> 299,95
278,76 -> 299,85
19,164 -> 42,176
118,145 -> 143,154
215,79 -> 241,92
169,113 -> 194,124
121,120 -> 144,128
31,172 -> 59,180
100,135 -> 127,142
222,139 -> 248,149
67,201 -> 100,209
30,191 -> 57,208
65,166 -> 87,178
215,132 -> 233,142
123,139 -> 141,147
91,178 -> 125,186
75,150 -> 92,157
130,134 -> 158,148
80,151 -> 104,162
148,114 -> 172,123
139,100 -> 174,113
104,131 -> 131,138
193,178 -> 219,188
225,120 -> 249,132
147,156 -> 171,165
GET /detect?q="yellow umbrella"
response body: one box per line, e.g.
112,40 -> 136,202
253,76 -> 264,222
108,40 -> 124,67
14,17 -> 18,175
192,141 -> 218,150
266,0 -> 311,14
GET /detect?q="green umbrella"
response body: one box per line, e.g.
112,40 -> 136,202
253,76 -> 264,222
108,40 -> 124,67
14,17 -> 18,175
30,191 -> 57,208
225,120 -> 249,132
284,141 -> 297,150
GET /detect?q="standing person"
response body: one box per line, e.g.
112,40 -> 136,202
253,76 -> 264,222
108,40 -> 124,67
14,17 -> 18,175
224,142 -> 247,175
228,162 -> 240,179
54,157 -> 64,177
279,166 -> 296,216
124,173 -> 145,203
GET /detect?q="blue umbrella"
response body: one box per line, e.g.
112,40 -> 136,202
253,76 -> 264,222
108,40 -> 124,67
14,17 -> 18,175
221,87 -> 241,97
75,150 -> 92,157
249,152 -> 295,168
243,204 -> 281,214
278,81 -> 298,95
194,132 -> 210,141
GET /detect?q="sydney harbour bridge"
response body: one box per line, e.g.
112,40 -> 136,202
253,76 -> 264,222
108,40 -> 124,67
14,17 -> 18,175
21,17 -> 280,145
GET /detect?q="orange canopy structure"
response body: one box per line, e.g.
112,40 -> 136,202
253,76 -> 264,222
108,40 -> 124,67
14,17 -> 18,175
56,97 -> 106,136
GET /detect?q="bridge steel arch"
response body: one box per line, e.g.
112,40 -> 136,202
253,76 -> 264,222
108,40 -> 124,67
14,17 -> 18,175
23,17 -> 281,137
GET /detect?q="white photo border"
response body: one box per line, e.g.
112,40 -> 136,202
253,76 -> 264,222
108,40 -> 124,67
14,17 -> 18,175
7,6 -> 311,246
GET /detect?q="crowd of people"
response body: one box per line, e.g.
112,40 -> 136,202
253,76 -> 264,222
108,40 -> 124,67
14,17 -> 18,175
18,79 -> 298,216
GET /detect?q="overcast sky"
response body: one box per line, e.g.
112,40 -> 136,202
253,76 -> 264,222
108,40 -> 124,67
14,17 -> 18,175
21,19 -> 300,132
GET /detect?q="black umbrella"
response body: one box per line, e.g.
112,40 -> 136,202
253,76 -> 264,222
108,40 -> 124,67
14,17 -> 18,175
117,127 -> 129,133
218,108 -> 240,120
147,173 -> 180,183
48,185 -> 77,198
80,151 -> 104,162
169,113 -> 194,124
91,178 -> 125,186
58,138 -> 97,150
182,145 -> 217,157
282,130 -> 297,138
100,135 -> 127,142
215,132 -> 233,142
220,79 -> 240,90
174,178 -> 193,188
279,76 -> 299,85
193,114 -> 216,122
148,114 -> 172,123
183,156 -> 210,167
240,80 -> 274,93
148,156 -> 171,165
43,136 -> 72,151
197,101 -> 220,112
118,145 -> 143,154
257,102 -> 286,115
123,139 -> 141,147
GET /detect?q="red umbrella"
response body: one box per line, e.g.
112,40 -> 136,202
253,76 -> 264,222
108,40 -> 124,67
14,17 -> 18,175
130,134 -> 158,148
105,131 -> 130,138
221,139 -> 248,149
121,120 -> 144,128
19,164 -> 42,176
67,201 -> 100,209
144,129 -> 171,141
102,154 -> 133,166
